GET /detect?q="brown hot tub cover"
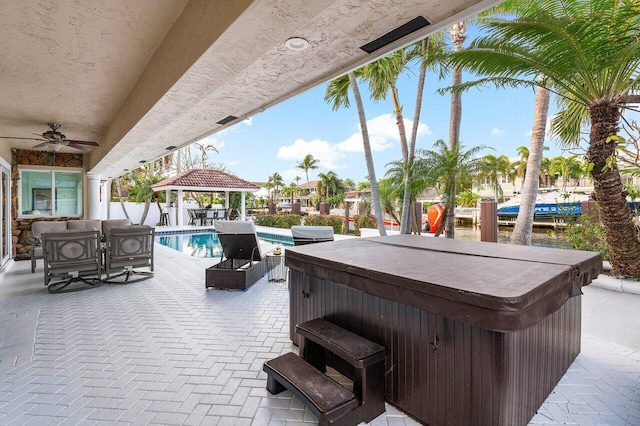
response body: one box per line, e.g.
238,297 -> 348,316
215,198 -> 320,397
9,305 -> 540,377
285,235 -> 602,332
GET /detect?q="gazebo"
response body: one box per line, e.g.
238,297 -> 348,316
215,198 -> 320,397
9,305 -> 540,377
151,169 -> 260,225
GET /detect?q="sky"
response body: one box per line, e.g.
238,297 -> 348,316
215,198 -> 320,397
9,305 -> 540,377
196,25 -> 573,186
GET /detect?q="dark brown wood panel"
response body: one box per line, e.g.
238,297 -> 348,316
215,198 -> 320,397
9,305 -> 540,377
289,270 -> 582,426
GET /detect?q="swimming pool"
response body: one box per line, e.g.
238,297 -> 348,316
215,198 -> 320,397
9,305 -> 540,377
156,231 -> 293,258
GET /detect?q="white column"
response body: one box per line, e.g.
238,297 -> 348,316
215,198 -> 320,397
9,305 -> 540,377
241,192 -> 246,221
101,179 -> 110,219
225,191 -> 230,209
177,189 -> 184,226
87,172 -> 102,219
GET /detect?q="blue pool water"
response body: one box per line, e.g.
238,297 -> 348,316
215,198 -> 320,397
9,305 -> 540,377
157,231 -> 293,258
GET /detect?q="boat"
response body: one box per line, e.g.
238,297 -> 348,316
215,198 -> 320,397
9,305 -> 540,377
497,190 -> 591,224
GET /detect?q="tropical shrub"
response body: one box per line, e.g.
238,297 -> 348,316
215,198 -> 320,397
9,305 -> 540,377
559,215 -> 608,261
303,215 -> 344,235
253,214 -> 302,229
353,214 -> 377,236
457,191 -> 480,207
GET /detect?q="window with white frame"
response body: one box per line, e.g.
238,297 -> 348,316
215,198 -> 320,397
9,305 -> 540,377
19,168 -> 83,217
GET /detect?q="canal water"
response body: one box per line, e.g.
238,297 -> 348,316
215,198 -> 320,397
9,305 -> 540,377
453,225 -> 568,249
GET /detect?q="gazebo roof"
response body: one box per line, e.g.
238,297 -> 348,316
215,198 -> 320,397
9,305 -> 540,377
151,169 -> 260,192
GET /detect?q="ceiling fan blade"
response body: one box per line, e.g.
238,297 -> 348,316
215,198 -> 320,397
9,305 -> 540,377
67,144 -> 92,152
0,136 -> 46,141
32,142 -> 50,148
66,139 -> 99,146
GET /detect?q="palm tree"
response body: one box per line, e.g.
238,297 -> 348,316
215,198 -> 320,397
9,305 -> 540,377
263,180 -> 274,203
539,157 -> 553,188
477,154 -> 511,202
514,145 -> 529,183
414,140 -> 486,238
549,156 -> 583,191
361,37 -> 448,233
317,171 -> 344,206
268,172 -> 284,199
296,154 -> 319,187
325,73 -> 387,235
447,0 -> 640,276
448,20 -> 466,151
293,176 -> 302,203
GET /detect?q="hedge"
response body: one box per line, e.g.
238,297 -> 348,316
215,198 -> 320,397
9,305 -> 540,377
253,214 -> 302,229
302,215 -> 344,235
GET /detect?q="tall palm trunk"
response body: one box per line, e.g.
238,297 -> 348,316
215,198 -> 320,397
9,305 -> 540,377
115,178 -> 130,220
446,21 -> 466,238
349,72 -> 387,236
448,21 -> 465,150
390,85 -> 412,234
588,102 -> 640,276
405,38 -> 429,234
510,87 -> 549,245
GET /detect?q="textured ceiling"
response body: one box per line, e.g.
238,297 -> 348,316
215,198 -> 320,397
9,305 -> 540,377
0,0 -> 503,179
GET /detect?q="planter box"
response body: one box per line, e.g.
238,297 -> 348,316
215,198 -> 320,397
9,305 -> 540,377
205,258 -> 267,290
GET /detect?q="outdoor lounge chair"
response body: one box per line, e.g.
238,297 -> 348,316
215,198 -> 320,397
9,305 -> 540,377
42,229 -> 102,293
206,221 -> 266,290
291,225 -> 334,246
104,225 -> 155,283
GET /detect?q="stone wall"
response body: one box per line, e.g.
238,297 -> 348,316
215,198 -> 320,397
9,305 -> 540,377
11,149 -> 84,260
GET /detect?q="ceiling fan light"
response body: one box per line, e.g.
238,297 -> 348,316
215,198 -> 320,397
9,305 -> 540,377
48,143 -> 63,152
285,37 -> 309,51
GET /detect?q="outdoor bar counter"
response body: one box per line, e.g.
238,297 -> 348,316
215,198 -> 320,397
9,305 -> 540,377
285,235 -> 602,426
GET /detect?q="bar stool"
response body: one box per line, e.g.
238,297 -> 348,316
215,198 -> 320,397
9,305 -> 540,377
160,210 -> 169,226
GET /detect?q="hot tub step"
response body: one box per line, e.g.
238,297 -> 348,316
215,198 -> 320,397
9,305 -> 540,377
263,352 -> 358,425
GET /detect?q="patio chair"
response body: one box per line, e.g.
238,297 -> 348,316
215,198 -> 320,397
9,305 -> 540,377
214,220 -> 263,263
31,220 -> 68,272
102,219 -> 132,238
42,229 -> 102,293
104,225 -> 155,283
205,209 -> 215,225
291,226 -> 334,246
207,220 -> 266,290
187,209 -> 196,225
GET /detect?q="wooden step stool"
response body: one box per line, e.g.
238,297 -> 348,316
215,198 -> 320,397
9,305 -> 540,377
263,318 -> 386,425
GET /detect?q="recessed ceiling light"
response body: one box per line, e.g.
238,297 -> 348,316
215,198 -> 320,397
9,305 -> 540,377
285,37 -> 309,51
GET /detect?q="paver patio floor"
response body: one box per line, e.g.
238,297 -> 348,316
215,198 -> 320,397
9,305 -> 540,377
0,243 -> 638,425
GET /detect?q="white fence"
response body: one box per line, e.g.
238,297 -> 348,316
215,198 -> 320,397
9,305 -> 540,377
110,202 -> 214,226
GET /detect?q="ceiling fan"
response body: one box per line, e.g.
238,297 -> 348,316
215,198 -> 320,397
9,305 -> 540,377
0,123 -> 99,151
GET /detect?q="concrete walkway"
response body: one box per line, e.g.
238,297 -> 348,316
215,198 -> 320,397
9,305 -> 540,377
0,243 -> 638,425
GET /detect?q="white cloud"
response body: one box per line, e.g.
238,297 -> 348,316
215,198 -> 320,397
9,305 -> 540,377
196,134 -> 225,150
277,138 -> 346,169
491,127 -> 505,136
276,114 -> 431,170
337,114 -> 431,153
281,168 -> 304,181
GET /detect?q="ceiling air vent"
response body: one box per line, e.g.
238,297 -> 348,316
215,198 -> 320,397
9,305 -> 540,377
360,16 -> 430,54
216,115 -> 238,125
